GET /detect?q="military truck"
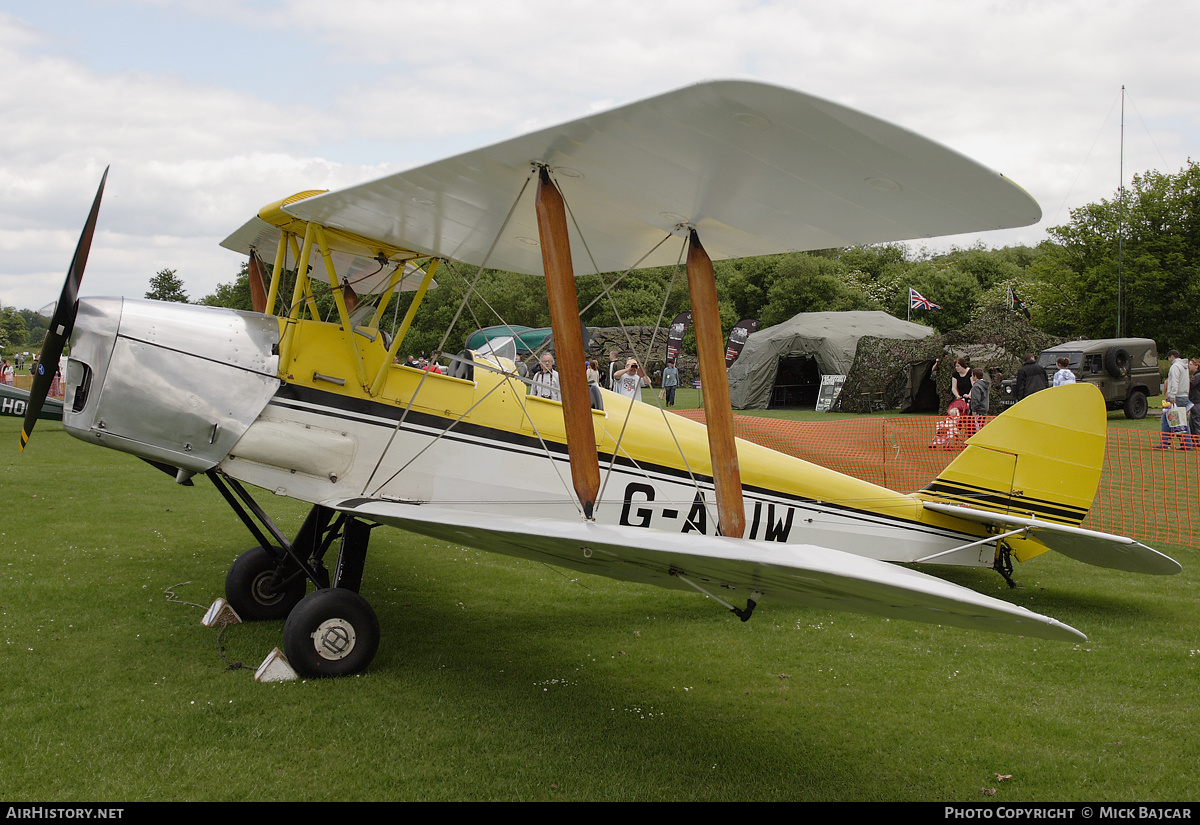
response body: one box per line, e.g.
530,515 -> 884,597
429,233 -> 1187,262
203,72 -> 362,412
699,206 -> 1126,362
999,338 -> 1159,419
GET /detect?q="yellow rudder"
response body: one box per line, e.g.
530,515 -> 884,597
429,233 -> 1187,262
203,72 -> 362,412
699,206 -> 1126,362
917,383 -> 1107,535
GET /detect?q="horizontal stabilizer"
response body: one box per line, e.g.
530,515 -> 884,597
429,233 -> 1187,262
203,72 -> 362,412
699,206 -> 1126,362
329,499 -> 1085,643
922,501 -> 1181,575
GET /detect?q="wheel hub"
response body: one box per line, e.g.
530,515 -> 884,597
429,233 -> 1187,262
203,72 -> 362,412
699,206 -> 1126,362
252,572 -> 284,605
311,618 -> 356,660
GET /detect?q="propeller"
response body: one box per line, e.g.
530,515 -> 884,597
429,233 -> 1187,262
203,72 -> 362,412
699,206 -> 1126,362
20,167 -> 108,451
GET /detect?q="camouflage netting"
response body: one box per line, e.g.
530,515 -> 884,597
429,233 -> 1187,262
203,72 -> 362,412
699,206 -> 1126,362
837,334 -> 946,413
837,305 -> 1063,414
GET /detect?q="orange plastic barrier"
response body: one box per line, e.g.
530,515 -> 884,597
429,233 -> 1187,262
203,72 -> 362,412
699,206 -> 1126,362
11,374 -> 64,398
671,410 -> 1197,551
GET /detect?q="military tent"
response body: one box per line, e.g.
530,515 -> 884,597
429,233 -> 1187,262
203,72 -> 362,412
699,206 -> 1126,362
728,311 -> 935,409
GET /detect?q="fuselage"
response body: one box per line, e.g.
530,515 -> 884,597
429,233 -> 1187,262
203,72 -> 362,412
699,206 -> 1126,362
62,297 -> 993,568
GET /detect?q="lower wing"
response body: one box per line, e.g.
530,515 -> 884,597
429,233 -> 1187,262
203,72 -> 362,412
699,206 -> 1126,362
328,498 -> 1085,643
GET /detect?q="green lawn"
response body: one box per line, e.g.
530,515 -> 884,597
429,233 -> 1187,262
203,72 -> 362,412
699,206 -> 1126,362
1,417 -> 1196,801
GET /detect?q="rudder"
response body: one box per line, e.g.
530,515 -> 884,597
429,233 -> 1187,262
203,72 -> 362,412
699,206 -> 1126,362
918,383 -> 1107,528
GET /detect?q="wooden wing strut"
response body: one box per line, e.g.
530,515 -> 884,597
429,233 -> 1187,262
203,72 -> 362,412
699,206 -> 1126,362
687,230 -> 745,538
535,167 -> 601,519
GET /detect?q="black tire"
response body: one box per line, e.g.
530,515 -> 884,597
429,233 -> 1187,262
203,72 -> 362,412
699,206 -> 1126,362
1124,390 -> 1148,420
225,546 -> 307,622
283,588 -> 380,678
1104,347 -> 1130,378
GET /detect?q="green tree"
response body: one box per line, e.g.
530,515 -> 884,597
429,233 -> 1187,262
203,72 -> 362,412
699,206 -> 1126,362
200,263 -> 253,311
146,268 -> 190,303
18,308 -> 47,348
0,307 -> 28,348
1028,161 -> 1200,349
759,253 -> 875,327
885,260 -> 980,332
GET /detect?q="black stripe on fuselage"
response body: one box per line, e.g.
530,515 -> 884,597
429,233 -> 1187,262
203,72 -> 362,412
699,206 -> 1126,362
270,383 -> 973,542
921,479 -> 1086,524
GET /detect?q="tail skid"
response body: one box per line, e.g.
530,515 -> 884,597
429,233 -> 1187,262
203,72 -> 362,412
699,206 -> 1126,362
916,384 -> 1180,575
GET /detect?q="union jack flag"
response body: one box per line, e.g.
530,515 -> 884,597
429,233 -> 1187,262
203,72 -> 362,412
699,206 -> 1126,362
909,287 -> 940,310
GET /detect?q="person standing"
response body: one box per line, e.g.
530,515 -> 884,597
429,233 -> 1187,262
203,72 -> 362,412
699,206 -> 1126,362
661,360 -> 680,407
529,352 -> 561,401
1159,349 -> 1189,448
613,358 -> 648,400
1052,357 -> 1076,386
968,367 -> 991,415
1014,354 -> 1048,401
951,357 -> 972,404
606,350 -> 621,390
1187,357 -> 1200,449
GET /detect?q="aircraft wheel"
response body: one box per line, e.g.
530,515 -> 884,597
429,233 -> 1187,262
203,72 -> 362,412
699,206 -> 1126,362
283,588 -> 380,678
225,546 -> 307,622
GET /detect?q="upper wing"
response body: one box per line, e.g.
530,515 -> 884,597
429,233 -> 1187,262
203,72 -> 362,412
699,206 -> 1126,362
279,80 -> 1041,277
220,212 -> 435,297
922,501 -> 1182,575
328,499 -> 1085,643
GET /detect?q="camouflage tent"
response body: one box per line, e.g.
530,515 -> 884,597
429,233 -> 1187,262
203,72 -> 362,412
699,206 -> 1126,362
728,311 -> 935,409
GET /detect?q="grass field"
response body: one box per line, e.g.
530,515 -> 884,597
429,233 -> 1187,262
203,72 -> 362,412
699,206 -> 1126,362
1,416 -> 1196,802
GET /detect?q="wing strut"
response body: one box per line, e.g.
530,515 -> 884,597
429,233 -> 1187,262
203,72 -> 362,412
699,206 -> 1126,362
687,230 -> 745,537
248,250 -> 269,314
535,166 -> 601,518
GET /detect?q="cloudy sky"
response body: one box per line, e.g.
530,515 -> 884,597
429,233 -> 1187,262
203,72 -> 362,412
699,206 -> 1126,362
1,0 -> 1196,310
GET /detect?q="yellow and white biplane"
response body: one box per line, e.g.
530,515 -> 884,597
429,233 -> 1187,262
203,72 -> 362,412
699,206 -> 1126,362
22,81 -> 1179,678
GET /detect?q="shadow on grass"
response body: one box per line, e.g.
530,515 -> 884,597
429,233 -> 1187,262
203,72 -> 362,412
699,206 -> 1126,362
911,558 -> 1189,628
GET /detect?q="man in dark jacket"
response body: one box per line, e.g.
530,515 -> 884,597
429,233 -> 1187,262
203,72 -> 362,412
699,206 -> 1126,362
1014,354 -> 1048,401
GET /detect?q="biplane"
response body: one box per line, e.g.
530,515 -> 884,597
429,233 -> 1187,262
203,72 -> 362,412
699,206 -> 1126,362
22,80 -> 1179,678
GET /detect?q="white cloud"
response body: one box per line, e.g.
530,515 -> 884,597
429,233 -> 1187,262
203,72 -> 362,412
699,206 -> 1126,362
1,0 -> 1198,309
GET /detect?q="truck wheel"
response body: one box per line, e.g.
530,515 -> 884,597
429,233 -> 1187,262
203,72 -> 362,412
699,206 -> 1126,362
1124,390 -> 1148,419
1105,347 -> 1130,378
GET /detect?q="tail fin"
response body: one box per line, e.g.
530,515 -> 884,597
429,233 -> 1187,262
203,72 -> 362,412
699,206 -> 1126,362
916,384 -> 1179,574
919,383 -> 1107,529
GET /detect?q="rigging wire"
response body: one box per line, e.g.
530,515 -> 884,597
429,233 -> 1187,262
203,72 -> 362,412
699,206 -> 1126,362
359,165 -> 723,531
551,179 -> 717,527
360,174 -> 534,497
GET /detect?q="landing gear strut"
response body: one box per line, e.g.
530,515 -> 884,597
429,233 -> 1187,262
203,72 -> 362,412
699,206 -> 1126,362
209,471 -> 381,677
993,541 -> 1017,589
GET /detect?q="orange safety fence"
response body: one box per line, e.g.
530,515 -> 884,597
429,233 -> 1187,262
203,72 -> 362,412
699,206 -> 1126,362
8,374 -> 65,398
671,410 -> 1198,551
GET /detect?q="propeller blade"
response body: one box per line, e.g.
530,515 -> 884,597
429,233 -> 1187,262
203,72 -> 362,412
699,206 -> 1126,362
21,167 -> 108,451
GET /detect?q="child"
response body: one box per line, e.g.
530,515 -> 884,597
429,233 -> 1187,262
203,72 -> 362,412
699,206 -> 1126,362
930,405 -> 962,449
1052,356 -> 1076,386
